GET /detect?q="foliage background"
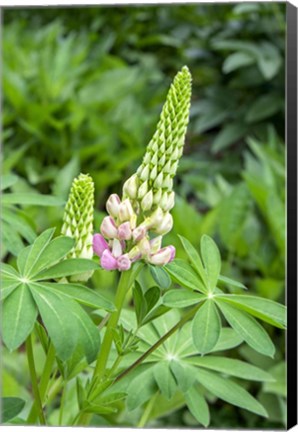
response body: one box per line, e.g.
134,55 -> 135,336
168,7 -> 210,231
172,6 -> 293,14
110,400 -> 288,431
3,3 -> 286,429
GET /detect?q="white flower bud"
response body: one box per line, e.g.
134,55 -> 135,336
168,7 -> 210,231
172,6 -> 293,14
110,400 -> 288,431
170,160 -> 179,175
141,190 -> 153,212
163,160 -> 171,173
119,199 -> 134,222
138,237 -> 151,256
123,174 -> 138,199
153,188 -> 162,205
140,164 -> 150,181
112,238 -> 123,258
149,236 -> 162,254
150,165 -> 158,181
162,174 -> 173,190
106,194 -> 121,218
138,181 -> 148,199
154,172 -> 163,188
154,212 -> 173,235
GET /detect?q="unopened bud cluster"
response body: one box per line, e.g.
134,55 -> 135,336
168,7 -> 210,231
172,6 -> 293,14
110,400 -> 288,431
61,173 -> 94,281
93,66 -> 192,271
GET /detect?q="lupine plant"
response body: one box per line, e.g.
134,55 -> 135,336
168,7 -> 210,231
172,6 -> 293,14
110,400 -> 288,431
1,67 -> 286,427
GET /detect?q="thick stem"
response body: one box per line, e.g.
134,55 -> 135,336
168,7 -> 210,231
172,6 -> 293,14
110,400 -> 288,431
115,303 -> 202,383
26,335 -> 46,425
93,267 -> 135,379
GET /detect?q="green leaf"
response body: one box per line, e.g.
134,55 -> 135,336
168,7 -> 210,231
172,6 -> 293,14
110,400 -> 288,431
162,289 -> 205,308
185,386 -> 210,427
149,265 -> 171,289
2,208 -> 36,244
2,397 -> 25,423
127,368 -> 157,411
195,368 -> 268,417
186,356 -> 274,382
23,228 -> 55,277
178,235 -> 208,288
1,280 -> 21,301
211,327 -> 243,352
17,245 -> 32,276
215,294 -> 286,329
2,284 -> 37,350
1,263 -> 20,279
165,259 -> 207,294
2,193 -> 65,206
1,174 -> 18,191
29,236 -> 75,276
34,258 -> 99,280
200,235 -> 221,292
83,401 -> 117,415
170,361 -> 196,393
153,362 -> 177,400
30,283 -> 78,360
40,282 -> 115,312
145,286 -> 160,313
212,122 -> 248,153
216,300 -> 275,357
132,281 -> 146,326
192,300 -> 221,354
222,51 -> 255,73
245,94 -> 282,123
218,275 -> 247,290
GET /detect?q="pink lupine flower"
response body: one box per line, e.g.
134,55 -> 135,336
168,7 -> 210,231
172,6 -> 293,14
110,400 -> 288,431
101,249 -> 118,270
118,222 -> 132,240
132,225 -> 147,242
149,245 -> 176,266
93,234 -> 109,258
100,216 -> 118,239
149,236 -> 162,254
117,254 -> 132,271
106,194 -> 121,218
128,246 -> 142,262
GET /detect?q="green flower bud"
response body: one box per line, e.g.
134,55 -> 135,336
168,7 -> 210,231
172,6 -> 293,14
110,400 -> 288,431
61,173 -> 94,282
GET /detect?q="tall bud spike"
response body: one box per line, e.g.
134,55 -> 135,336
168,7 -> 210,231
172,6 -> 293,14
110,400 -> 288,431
61,173 -> 94,281
124,66 -> 192,213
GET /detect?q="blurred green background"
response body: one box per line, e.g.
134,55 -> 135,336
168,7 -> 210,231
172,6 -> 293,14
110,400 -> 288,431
2,3 -> 286,428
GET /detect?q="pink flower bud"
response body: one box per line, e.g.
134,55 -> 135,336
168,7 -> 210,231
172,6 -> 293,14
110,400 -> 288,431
118,222 -> 132,240
148,245 -> 176,266
119,199 -> 134,222
101,249 -> 118,271
93,234 -> 109,258
106,194 -> 121,218
132,225 -> 147,242
100,216 -> 118,239
154,213 -> 173,235
117,254 -> 132,271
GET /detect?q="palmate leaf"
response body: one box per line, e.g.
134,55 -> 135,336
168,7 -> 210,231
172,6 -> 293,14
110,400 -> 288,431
185,386 -> 210,427
170,360 -> 196,393
127,368 -> 158,411
153,361 -> 177,400
22,228 -> 55,277
178,235 -> 208,288
186,356 -> 274,382
216,300 -> 275,357
192,300 -> 221,354
200,235 -> 221,293
29,282 -> 101,363
149,265 -> 171,290
215,294 -> 286,329
195,368 -> 268,417
33,258 -> 99,280
2,284 -> 38,350
40,282 -> 115,312
165,259 -> 207,294
162,289 -> 205,308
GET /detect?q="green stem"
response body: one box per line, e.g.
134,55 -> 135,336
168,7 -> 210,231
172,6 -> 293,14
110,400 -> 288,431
26,335 -> 46,425
27,342 -> 56,423
137,391 -> 159,428
115,303 -> 202,383
59,381 -> 67,426
93,268 -> 133,379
